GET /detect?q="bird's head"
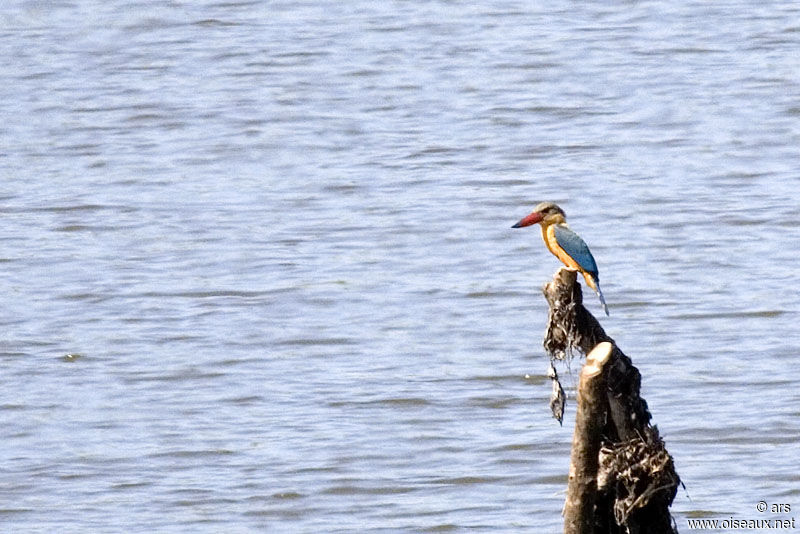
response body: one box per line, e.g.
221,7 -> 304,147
511,201 -> 566,228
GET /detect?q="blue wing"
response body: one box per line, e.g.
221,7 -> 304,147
553,224 -> 599,279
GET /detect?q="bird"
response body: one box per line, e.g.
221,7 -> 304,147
511,201 -> 609,316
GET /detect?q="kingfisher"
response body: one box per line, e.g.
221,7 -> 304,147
512,202 -> 609,316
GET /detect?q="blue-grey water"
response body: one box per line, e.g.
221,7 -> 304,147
2,1 -> 800,532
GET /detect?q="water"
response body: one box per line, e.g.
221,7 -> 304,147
2,1 -> 800,532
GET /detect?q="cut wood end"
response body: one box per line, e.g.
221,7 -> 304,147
555,267 -> 577,284
582,341 -> 614,377
544,267 -> 577,293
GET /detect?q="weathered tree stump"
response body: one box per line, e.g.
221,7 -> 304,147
563,342 -> 613,534
542,268 -> 679,534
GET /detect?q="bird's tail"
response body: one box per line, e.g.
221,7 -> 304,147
594,282 -> 609,316
583,273 -> 609,316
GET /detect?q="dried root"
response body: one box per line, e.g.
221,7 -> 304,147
543,268 -> 582,361
543,267 -> 610,360
598,427 -> 680,530
548,362 -> 566,425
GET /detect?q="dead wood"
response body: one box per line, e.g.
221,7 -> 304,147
564,342 -> 613,534
540,268 -> 679,534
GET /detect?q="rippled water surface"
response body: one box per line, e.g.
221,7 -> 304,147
2,1 -> 800,532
